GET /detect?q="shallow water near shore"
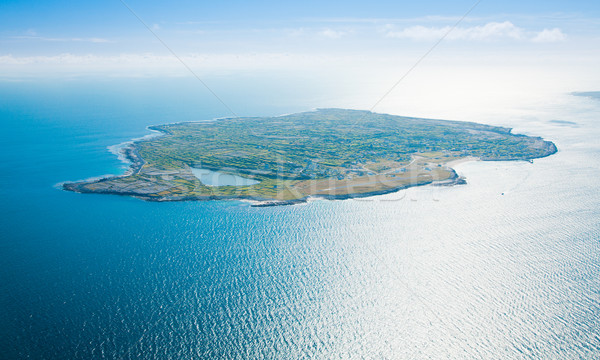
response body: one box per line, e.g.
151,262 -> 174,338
1,79 -> 599,359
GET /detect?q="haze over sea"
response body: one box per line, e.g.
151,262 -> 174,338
1,77 -> 599,359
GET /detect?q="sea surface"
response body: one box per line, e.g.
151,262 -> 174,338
1,79 -> 599,359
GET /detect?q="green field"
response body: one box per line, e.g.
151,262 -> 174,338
64,109 -> 557,204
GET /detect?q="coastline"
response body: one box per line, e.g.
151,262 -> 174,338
60,151 -> 545,207
62,143 -> 145,193
62,143 -> 555,207
63,160 -> 467,207
62,109 -> 559,206
62,126 -> 163,192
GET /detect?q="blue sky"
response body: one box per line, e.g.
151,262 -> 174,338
2,0 -> 599,54
1,0 -> 599,117
2,0 -> 599,30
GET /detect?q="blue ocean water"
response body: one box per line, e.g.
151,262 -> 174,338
1,79 -> 599,359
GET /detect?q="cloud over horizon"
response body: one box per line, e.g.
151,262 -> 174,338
319,28 -> 347,39
12,35 -> 113,43
531,28 -> 567,43
385,21 -> 566,43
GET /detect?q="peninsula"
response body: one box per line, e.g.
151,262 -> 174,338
63,109 -> 557,205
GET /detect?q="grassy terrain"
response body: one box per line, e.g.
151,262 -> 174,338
65,109 -> 556,203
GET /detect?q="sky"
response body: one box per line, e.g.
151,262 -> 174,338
1,0 -> 600,118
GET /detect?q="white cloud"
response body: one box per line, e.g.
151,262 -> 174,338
11,35 -> 113,43
532,28 -> 567,43
287,28 -> 306,37
385,25 -> 448,41
319,29 -> 346,39
0,53 -> 340,76
88,38 -> 111,43
386,21 -> 524,41
385,21 -> 567,43
287,28 -> 348,39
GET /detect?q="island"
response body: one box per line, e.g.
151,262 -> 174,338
63,109 -> 557,206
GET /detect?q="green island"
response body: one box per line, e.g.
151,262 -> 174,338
63,109 -> 557,206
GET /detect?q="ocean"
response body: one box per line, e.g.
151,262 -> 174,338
1,79 -> 599,359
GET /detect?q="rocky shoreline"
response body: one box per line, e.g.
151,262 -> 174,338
62,144 -> 555,207
64,161 -> 469,207
62,142 -> 145,193
62,109 -> 558,206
